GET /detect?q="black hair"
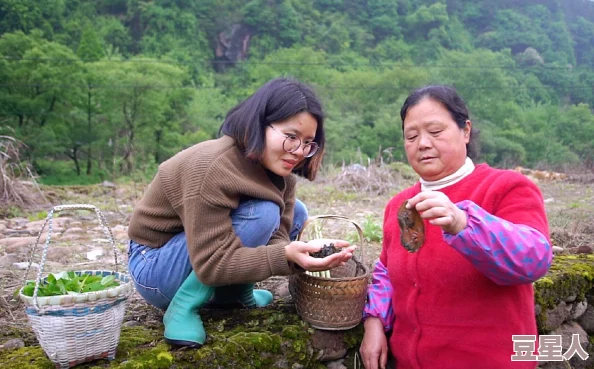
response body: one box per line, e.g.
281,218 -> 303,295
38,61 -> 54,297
219,78 -> 325,180
400,85 -> 479,159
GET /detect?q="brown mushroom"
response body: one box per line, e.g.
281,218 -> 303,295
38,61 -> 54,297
397,201 -> 425,252
310,243 -> 339,258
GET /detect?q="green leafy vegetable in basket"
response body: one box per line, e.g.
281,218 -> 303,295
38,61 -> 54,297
21,271 -> 120,297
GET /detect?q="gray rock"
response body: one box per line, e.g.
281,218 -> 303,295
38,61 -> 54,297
102,180 -> 116,188
12,262 -> 39,270
273,280 -> 291,299
25,220 -> 49,229
8,217 -> 29,227
544,301 -> 572,331
577,304 -> 594,334
63,227 -> 84,234
0,254 -> 20,268
0,236 -> 46,248
2,230 -> 33,237
0,338 -> 25,351
312,330 -> 348,361
273,359 -> 289,369
569,301 -> 588,320
550,322 -> 591,369
53,216 -> 73,226
56,234 -> 82,241
326,359 -> 347,369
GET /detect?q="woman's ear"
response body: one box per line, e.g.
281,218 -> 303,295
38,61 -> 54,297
463,120 -> 472,141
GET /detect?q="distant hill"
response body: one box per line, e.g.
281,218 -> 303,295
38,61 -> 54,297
1,0 -> 593,183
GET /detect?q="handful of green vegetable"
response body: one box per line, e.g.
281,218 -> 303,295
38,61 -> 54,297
21,271 -> 120,297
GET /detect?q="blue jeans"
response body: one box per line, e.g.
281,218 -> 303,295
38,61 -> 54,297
128,198 -> 308,310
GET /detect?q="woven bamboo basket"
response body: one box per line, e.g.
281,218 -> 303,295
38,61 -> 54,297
289,215 -> 370,330
18,204 -> 134,369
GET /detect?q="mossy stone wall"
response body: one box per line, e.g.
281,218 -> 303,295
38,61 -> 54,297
1,255 -> 593,369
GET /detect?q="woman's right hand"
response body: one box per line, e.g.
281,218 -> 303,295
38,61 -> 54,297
285,239 -> 356,271
360,317 -> 389,369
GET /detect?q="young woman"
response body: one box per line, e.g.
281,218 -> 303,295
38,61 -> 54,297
128,78 -> 355,348
360,85 -> 552,369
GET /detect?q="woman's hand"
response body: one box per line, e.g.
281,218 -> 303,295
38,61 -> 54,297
407,190 -> 468,234
360,317 -> 389,369
285,239 -> 356,271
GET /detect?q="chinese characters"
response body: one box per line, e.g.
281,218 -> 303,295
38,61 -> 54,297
512,334 -> 589,362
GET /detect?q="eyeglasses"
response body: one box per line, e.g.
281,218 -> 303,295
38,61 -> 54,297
267,125 -> 319,158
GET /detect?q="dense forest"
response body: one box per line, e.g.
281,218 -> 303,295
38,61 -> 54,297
1,0 -> 594,184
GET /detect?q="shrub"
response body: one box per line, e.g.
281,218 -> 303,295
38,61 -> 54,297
0,133 -> 40,211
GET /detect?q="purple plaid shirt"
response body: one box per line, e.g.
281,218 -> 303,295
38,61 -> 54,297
363,200 -> 552,331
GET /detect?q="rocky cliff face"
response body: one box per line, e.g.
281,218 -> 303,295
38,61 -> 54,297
213,24 -> 252,72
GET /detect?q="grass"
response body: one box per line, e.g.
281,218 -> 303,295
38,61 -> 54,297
360,215 -> 383,243
539,180 -> 594,249
0,135 -> 39,207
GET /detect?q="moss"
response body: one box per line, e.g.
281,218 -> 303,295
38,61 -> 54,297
173,330 -> 306,368
342,348 -> 362,369
534,255 -> 594,333
0,326 -> 37,346
116,326 -> 163,355
0,302 -> 330,368
0,345 -> 55,369
9,260 -> 593,369
116,344 -> 174,369
282,325 -> 301,340
0,326 -> 170,369
343,325 -> 364,348
339,327 -> 366,369
168,304 -> 321,369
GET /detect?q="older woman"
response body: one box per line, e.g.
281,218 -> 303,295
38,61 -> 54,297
360,85 -> 552,369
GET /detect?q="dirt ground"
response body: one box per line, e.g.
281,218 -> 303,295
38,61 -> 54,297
1,169 -> 593,347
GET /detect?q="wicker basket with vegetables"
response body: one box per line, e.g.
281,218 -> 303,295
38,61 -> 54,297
18,204 -> 133,369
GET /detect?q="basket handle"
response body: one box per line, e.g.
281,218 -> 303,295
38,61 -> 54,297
22,204 -> 121,310
297,214 -> 365,266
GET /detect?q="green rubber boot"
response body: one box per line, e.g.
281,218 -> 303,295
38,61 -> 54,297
163,272 -> 214,348
211,284 -> 273,308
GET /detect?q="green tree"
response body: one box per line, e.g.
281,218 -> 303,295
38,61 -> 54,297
368,0 -> 401,41
77,25 -> 104,61
93,58 -> 190,174
556,104 -> 594,168
0,31 -> 85,167
95,15 -> 131,56
570,17 -> 594,66
403,3 -> 449,40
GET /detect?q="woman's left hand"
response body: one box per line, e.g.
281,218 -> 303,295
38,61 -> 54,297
406,191 -> 468,234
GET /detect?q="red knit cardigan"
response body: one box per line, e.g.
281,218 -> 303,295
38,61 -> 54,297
381,164 -> 549,369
